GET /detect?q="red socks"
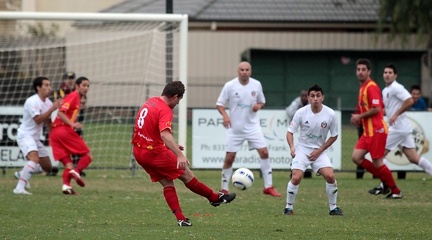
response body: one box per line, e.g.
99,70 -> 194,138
377,165 -> 400,194
360,159 -> 400,194
76,155 -> 92,173
163,186 -> 186,221
185,177 -> 219,202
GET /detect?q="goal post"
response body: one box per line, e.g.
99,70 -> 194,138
0,11 -> 188,169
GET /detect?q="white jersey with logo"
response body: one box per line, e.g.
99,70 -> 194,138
216,77 -> 265,134
288,104 -> 338,149
18,94 -> 53,139
382,80 -> 412,134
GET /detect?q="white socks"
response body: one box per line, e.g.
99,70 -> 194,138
285,181 -> 298,209
221,167 -> 233,191
418,157 -> 432,175
15,161 -> 37,191
326,181 -> 338,211
260,159 -> 273,188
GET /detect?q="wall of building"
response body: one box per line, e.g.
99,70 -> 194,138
187,31 -> 427,108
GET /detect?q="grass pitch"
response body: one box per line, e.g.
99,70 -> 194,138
1,169 -> 432,240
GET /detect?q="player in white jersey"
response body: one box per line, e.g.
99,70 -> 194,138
216,61 -> 281,197
284,84 -> 343,216
368,64 -> 432,195
13,77 -> 61,195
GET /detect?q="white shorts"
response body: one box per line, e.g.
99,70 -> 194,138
291,146 -> 332,173
16,134 -> 49,158
386,130 -> 415,151
225,129 -> 267,152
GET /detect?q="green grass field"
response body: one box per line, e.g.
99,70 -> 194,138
1,170 -> 432,239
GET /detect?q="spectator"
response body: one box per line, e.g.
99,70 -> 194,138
409,85 -> 427,111
285,90 -> 308,121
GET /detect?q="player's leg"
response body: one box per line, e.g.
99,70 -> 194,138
284,151 -> 308,215
59,156 -> 78,194
221,132 -> 242,193
178,167 -> 236,207
14,137 -> 43,195
317,164 -> 342,216
368,148 -> 393,195
371,129 -> 407,194
133,146 -> 190,226
368,133 -> 402,198
13,151 -> 39,195
404,148 -> 432,175
250,131 -> 280,197
158,178 -> 192,226
61,130 -> 91,187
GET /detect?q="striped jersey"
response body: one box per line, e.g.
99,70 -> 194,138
357,79 -> 388,136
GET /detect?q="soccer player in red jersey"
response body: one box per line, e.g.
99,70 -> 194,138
50,77 -> 92,195
132,81 -> 236,227
350,59 -> 402,199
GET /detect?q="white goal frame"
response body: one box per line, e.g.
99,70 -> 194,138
0,11 -> 189,155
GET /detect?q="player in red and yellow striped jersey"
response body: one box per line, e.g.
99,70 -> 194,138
50,77 -> 92,195
350,59 -> 402,199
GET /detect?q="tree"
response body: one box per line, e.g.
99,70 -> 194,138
376,0 -> 432,48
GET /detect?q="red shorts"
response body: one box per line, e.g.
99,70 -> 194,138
355,132 -> 387,160
133,146 -> 184,182
50,126 -> 90,160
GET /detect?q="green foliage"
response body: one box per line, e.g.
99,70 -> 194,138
377,0 -> 432,46
1,170 -> 432,239
27,22 -> 60,37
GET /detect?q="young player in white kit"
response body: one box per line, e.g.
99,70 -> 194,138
13,76 -> 61,195
284,84 -> 343,216
368,64 -> 432,195
216,61 -> 281,197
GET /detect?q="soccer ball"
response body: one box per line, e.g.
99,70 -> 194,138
231,168 -> 254,190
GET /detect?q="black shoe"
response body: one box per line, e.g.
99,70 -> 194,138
368,184 -> 390,195
46,167 -> 59,176
283,208 -> 294,215
177,218 -> 192,227
329,207 -> 343,216
385,192 -> 403,199
210,192 -> 236,207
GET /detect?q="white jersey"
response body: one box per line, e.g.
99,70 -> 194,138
216,77 -> 265,134
382,80 -> 412,134
288,104 -> 338,149
17,94 -> 53,139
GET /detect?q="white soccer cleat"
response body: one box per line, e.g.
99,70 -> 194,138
14,171 -> 31,190
13,188 -> 32,195
69,170 -> 85,187
62,184 -> 78,195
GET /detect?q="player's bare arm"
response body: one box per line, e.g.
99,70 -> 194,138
217,105 -> 231,128
286,131 -> 296,158
252,102 -> 265,112
32,98 -> 62,125
161,129 -> 190,169
389,97 -> 414,125
309,136 -> 338,161
57,111 -> 82,129
350,106 -> 381,125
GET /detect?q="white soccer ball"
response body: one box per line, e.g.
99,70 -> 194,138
231,168 -> 254,190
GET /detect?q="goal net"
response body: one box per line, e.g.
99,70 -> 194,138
0,12 -> 188,171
